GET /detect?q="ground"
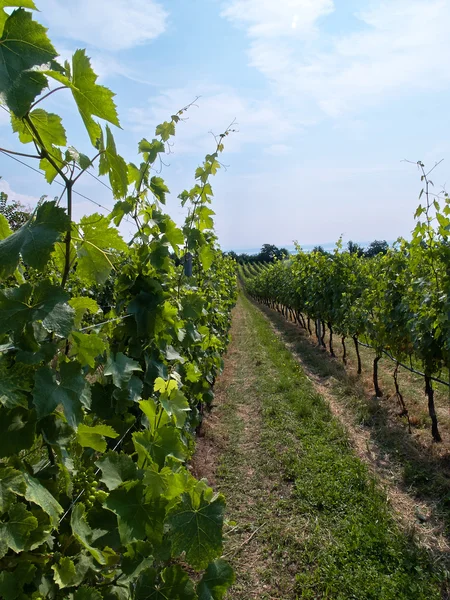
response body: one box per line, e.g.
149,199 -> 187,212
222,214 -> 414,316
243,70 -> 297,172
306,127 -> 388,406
193,292 -> 450,599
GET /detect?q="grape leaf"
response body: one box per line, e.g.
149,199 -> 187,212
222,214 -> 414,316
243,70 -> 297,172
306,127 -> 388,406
104,352 -> 142,388
133,426 -> 186,469
197,559 -> 235,600
99,125 -> 128,199
0,281 -> 74,337
135,566 -> 196,600
66,146 -> 92,169
155,121 -> 175,142
23,473 -> 63,524
0,502 -> 38,555
150,176 -> 169,204
104,481 -> 166,545
0,9 -> 57,116
11,108 -> 67,147
76,423 -> 118,452
33,361 -> 90,428
75,213 -> 128,285
159,389 -> 190,428
73,586 -> 104,600
0,467 -> 26,512
0,1 -> 37,33
0,562 -> 36,600
166,492 -> 225,569
52,556 -> 77,589
69,331 -> 106,368
199,245 -> 215,272
0,200 -> 69,278
95,451 -> 138,491
47,49 -> 120,146
68,297 -> 100,328
71,504 -> 106,565
0,214 -> 12,240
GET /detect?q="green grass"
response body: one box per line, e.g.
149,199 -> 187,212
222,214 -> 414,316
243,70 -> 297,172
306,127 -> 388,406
218,292 -> 447,599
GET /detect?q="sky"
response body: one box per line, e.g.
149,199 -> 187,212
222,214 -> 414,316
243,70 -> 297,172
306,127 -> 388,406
1,0 -> 450,251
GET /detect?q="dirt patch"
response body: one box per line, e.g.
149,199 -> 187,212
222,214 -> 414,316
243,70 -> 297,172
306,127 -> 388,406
256,300 -> 450,561
192,299 -> 290,599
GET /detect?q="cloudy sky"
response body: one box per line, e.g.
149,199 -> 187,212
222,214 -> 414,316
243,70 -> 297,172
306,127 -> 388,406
1,0 -> 450,250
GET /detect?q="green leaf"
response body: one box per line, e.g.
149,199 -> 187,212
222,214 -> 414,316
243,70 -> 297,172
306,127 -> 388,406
70,331 -> 106,368
0,281 -> 74,336
0,214 -> 12,240
33,361 -> 90,428
197,560 -> 235,600
71,504 -> 106,565
0,562 -> 36,600
0,1 -> 37,34
76,213 -> 127,285
199,245 -> 215,272
0,9 -> 57,116
69,296 -> 101,328
0,356 -> 32,408
163,218 -> 184,253
155,121 -> 175,142
95,451 -> 138,491
99,125 -> 128,199
133,426 -> 186,469
135,566 -> 196,600
76,423 -> 118,452
0,467 -> 26,512
52,556 -> 76,589
0,200 -> 69,278
104,480 -> 166,545
40,145 -> 64,183
66,145 -> 92,169
74,586 -> 104,600
150,176 -> 169,204
142,464 -> 185,501
47,49 -> 120,146
104,352 -> 142,388
0,502 -> 38,554
23,472 -> 63,524
166,492 -> 225,569
160,389 -> 190,428
11,108 -> 67,147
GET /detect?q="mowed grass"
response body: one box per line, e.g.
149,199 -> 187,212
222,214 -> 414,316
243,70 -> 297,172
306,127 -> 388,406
221,293 -> 446,599
255,301 -> 450,533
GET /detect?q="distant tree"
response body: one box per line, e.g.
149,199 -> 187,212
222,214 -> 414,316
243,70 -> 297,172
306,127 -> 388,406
279,247 -> 289,259
347,240 -> 364,257
364,240 -> 389,258
312,245 -> 328,254
225,250 -> 238,261
0,189 -> 31,231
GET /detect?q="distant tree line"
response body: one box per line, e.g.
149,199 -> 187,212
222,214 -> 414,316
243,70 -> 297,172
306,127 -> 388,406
227,240 -> 390,264
305,239 -> 390,258
226,243 -> 289,264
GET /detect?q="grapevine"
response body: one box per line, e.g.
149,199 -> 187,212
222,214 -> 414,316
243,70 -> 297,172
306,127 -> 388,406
0,2 -> 237,598
244,178 -> 450,442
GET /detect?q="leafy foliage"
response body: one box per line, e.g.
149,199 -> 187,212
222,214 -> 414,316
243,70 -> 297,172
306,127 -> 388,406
0,3 -> 237,597
244,179 -> 449,441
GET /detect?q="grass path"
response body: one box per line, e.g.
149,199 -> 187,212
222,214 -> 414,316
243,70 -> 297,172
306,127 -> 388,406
194,292 -> 447,599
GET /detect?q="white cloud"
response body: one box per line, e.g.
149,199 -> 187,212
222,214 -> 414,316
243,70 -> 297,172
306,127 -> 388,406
264,144 -> 292,156
222,0 -> 334,38
0,179 -> 41,209
127,83 -> 297,154
38,0 -> 168,51
221,0 -> 450,118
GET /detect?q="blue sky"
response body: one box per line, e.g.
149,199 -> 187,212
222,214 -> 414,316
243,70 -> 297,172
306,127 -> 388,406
1,0 -> 450,251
